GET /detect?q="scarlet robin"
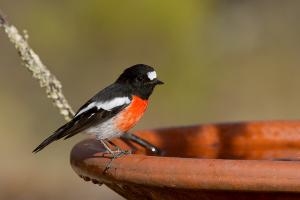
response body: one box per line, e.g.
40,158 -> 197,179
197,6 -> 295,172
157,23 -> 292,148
33,64 -> 163,158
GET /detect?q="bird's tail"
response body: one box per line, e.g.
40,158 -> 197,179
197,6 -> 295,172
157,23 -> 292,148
32,121 -> 74,153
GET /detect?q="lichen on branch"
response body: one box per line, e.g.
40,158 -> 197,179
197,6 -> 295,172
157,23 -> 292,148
0,12 -> 74,121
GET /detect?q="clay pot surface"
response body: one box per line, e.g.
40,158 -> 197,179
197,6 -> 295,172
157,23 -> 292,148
70,121 -> 300,200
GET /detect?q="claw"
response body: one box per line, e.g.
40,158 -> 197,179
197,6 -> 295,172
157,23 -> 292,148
114,149 -> 131,158
100,140 -> 132,172
103,150 -> 130,172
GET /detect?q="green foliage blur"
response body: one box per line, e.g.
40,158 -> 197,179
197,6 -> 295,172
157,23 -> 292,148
1,1 -> 300,199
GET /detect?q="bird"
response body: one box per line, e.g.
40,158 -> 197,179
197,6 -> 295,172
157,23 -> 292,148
33,64 -> 163,157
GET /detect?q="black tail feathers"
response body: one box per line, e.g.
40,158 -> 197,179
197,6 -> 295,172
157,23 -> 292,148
32,134 -> 58,153
32,121 -> 73,153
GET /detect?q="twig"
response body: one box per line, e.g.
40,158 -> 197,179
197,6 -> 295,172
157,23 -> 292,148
0,12 -> 74,121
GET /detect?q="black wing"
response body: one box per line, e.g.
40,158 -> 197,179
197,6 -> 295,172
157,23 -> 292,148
32,104 -> 127,153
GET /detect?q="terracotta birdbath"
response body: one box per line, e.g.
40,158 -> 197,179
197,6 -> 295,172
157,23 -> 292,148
70,120 -> 300,200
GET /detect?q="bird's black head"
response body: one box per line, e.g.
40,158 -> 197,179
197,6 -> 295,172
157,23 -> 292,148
116,64 -> 164,99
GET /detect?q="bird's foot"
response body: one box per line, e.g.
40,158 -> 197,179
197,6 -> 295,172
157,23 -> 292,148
113,149 -> 131,158
108,148 -> 131,158
103,149 -> 131,172
102,149 -> 131,157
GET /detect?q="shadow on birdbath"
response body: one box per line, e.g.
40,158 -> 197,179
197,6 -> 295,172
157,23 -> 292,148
70,120 -> 300,200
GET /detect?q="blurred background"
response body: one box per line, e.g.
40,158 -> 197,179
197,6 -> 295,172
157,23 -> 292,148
1,1 -> 300,199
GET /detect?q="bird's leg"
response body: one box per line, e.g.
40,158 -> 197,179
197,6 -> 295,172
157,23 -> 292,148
107,140 -> 131,155
106,140 -> 121,151
99,139 -> 129,157
100,139 -> 130,172
100,139 -> 115,155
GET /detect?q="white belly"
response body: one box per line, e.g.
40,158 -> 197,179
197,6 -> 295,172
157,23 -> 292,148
85,117 -> 123,140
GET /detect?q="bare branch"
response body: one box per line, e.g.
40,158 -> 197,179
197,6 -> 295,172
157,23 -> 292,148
0,12 -> 74,121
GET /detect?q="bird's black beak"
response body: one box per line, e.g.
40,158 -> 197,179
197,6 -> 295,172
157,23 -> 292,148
154,79 -> 164,85
146,79 -> 164,86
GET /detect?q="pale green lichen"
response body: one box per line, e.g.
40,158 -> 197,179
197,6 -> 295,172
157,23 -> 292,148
0,14 -> 75,121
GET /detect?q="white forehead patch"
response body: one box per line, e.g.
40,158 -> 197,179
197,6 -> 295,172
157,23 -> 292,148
147,71 -> 157,80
